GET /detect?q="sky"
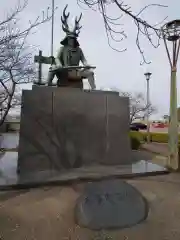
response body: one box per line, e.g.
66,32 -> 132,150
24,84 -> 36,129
1,0 -> 180,119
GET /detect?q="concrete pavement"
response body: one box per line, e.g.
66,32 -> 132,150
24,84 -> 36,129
142,143 -> 168,156
0,174 -> 180,239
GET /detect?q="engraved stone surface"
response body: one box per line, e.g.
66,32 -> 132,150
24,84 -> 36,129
75,179 -> 148,230
53,89 -> 107,166
17,89 -> 55,174
18,88 -> 132,174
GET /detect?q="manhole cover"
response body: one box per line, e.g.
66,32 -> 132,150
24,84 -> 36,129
75,179 -> 148,230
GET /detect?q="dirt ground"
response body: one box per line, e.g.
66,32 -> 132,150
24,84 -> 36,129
0,173 -> 180,240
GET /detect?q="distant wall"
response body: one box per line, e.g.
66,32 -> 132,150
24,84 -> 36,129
0,122 -> 20,133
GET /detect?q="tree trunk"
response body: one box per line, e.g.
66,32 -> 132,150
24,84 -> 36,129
0,82 -> 16,127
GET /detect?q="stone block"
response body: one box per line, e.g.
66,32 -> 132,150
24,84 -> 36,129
18,89 -> 55,174
52,89 -> 107,167
18,88 -> 131,174
75,179 -> 148,230
104,95 -> 131,164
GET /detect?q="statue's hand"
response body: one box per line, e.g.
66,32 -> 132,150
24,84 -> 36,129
49,64 -> 62,72
84,65 -> 91,69
49,65 -> 56,72
49,56 -> 55,65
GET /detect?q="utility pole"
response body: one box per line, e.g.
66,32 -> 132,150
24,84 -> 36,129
144,72 -> 152,144
162,20 -> 180,170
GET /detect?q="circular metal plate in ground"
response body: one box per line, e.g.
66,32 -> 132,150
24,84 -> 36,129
75,179 -> 148,230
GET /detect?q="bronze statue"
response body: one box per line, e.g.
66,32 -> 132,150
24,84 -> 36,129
47,5 -> 96,89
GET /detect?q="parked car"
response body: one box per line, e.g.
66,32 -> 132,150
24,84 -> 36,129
130,124 -> 139,131
131,122 -> 147,130
154,123 -> 165,128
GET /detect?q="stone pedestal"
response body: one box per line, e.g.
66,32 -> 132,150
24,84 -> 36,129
18,87 -> 131,174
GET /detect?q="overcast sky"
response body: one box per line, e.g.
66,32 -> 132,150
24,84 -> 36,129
1,0 -> 180,119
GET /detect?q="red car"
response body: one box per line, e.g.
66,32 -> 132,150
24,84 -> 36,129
154,123 -> 166,128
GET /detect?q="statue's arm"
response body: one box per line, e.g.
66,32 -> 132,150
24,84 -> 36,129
55,47 -> 63,67
80,48 -> 88,66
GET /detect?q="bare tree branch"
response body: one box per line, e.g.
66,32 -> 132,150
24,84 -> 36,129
100,87 -> 157,123
119,91 -> 157,123
77,0 -> 167,64
0,0 -> 55,126
0,79 -> 16,126
0,0 -> 56,46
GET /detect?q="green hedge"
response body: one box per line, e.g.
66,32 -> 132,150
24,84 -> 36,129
129,131 -> 146,142
130,131 -> 180,143
130,136 -> 141,150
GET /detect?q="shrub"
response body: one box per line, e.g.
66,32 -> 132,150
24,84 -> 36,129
130,136 -> 141,150
129,131 -> 146,142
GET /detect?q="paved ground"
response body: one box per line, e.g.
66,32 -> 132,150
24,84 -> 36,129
0,133 -> 177,239
141,143 -> 169,167
142,143 -> 168,156
0,133 -> 19,149
0,173 -> 180,239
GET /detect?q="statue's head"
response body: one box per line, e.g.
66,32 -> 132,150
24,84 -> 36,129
60,5 -> 82,47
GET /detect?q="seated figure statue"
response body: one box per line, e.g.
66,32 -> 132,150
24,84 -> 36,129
47,5 -> 96,90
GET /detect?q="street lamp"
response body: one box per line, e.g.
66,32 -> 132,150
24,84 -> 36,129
161,20 -> 180,170
144,72 -> 152,143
